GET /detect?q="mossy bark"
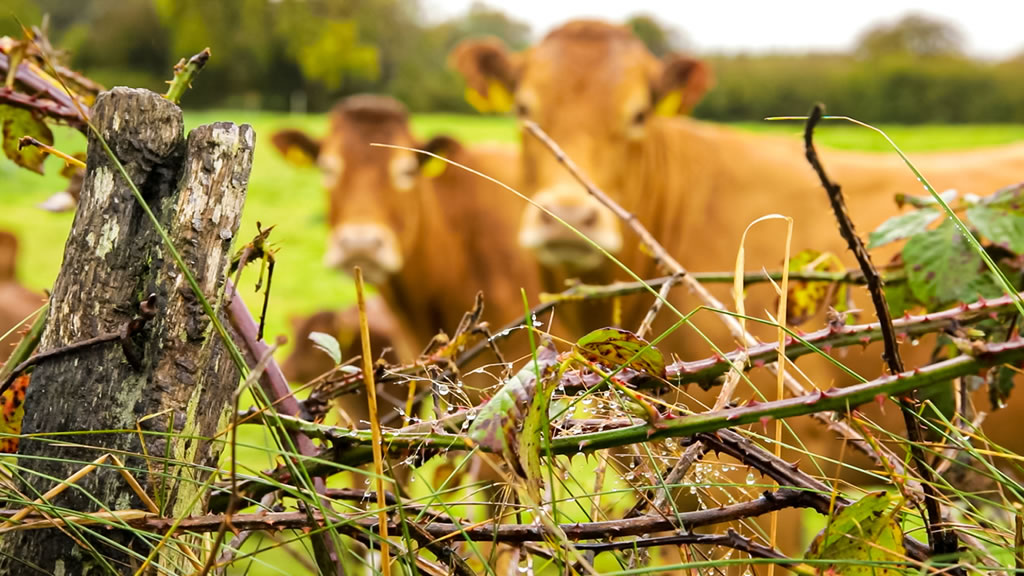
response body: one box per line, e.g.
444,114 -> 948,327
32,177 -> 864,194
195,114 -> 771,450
0,87 -> 254,575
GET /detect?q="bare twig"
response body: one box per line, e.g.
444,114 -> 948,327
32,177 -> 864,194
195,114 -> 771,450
804,103 -> 955,560
636,272 -> 683,339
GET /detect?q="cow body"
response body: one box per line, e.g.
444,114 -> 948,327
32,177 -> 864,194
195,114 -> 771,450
452,19 -> 1024,558
0,231 -> 45,362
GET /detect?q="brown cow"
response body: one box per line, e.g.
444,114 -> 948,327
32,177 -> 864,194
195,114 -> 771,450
452,19 -> 1024,557
0,231 -> 46,362
271,95 -> 539,363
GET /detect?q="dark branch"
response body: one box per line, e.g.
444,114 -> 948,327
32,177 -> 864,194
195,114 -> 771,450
803,103 -> 956,561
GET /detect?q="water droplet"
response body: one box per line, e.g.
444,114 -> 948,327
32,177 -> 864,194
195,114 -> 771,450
582,396 -> 593,405
745,471 -> 756,485
911,339 -> 920,347
466,411 -> 476,421
689,485 -> 697,494
436,383 -> 450,396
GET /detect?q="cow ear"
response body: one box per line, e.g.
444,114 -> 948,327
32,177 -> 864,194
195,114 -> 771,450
270,129 -> 321,166
449,38 -> 518,114
418,135 -> 463,179
654,55 -> 713,117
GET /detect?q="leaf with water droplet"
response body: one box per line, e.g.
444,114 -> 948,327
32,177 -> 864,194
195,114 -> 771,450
806,491 -> 905,573
574,328 -> 665,377
307,331 -> 342,365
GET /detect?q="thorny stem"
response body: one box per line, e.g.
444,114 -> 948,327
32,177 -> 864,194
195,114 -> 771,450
805,103 -> 955,560
164,48 -> 210,105
221,337 -> 1024,512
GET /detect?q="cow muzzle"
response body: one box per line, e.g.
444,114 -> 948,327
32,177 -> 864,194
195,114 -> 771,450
519,184 -> 622,272
324,224 -> 404,284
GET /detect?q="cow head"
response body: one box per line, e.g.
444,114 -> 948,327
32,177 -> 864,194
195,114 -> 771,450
271,95 -> 451,285
451,20 -> 712,272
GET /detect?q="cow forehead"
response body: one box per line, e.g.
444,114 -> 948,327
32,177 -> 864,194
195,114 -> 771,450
323,115 -> 414,163
519,31 -> 655,110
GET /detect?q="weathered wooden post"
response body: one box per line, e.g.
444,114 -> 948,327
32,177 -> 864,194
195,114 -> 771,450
0,87 -> 253,574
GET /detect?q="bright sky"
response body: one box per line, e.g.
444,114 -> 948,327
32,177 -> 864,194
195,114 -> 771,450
422,0 -> 1024,59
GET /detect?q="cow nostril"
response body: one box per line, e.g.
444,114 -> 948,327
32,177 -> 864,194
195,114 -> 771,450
581,207 -> 599,229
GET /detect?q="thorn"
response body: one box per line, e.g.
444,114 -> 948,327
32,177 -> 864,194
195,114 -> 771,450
875,393 -> 887,414
759,416 -> 771,434
753,358 -> 766,368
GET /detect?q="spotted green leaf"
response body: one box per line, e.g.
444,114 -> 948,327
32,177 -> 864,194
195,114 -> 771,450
806,491 -> 905,573
903,220 -> 1003,309
468,344 -> 559,472
574,328 -> 665,377
785,249 -> 849,326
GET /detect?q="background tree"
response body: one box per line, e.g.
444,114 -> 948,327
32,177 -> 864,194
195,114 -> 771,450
855,13 -> 965,59
626,13 -> 687,57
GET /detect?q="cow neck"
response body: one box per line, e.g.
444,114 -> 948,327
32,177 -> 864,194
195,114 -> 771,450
377,180 -> 474,347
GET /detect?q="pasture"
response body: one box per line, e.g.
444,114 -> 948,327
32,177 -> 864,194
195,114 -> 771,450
4,112 -> 1024,357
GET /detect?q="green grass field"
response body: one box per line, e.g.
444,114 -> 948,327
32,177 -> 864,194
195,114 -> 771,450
2,113 -> 1023,574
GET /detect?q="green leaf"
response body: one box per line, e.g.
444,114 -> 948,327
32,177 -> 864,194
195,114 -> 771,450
867,208 -> 942,249
902,221 -> 1003,309
468,344 -> 559,470
806,491 -> 905,572
883,281 -> 916,318
574,328 -> 665,377
0,104 -> 54,174
966,184 -> 1024,254
988,364 -> 1016,411
307,331 -> 341,365
519,346 -> 561,503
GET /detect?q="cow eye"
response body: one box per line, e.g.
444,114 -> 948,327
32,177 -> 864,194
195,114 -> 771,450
632,108 -> 649,126
516,101 -> 530,118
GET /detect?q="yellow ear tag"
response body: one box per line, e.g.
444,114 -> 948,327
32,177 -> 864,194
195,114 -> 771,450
421,156 -> 448,179
285,146 -> 315,166
486,79 -> 514,114
465,87 -> 493,113
654,90 -> 683,117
